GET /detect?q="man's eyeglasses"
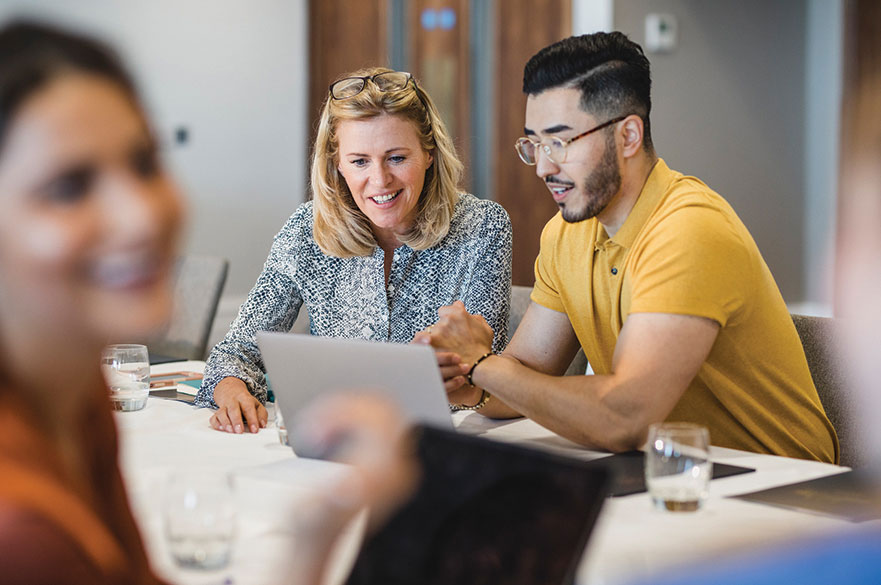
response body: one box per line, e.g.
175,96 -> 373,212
514,116 -> 627,165
329,71 -> 417,100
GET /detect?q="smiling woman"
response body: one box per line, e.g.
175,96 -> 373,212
198,67 -> 513,435
335,114 -> 434,253
0,20 -> 182,584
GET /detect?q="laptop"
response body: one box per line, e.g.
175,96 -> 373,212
256,332 -> 454,456
345,424 -> 611,585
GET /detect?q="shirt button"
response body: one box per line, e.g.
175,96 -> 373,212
361,325 -> 372,337
611,267 -> 618,275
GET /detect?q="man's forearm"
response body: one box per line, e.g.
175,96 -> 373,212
471,355 -> 649,451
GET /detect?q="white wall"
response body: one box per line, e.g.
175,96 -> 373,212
0,0 -> 309,303
573,0 -> 613,34
614,0 -> 813,304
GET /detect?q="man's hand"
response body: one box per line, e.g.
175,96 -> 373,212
412,330 -> 469,393
209,376 -> 268,434
429,301 -> 494,365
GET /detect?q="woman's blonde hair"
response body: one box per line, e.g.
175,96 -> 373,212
311,67 -> 463,257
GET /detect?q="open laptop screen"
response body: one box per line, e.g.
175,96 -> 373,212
345,425 -> 610,585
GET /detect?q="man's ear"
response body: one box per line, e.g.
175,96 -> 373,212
620,115 -> 644,158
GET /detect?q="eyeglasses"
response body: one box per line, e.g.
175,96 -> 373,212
514,116 -> 628,165
329,71 -> 417,100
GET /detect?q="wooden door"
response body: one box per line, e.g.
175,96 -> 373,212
494,0 -> 572,286
308,0 -> 388,140
408,0 -> 472,189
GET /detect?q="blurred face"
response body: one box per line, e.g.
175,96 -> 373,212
525,87 -> 622,223
336,114 -> 433,243
0,73 -> 184,345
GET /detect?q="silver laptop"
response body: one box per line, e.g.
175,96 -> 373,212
257,332 -> 454,455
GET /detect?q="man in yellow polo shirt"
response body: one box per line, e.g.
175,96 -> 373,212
424,32 -> 838,462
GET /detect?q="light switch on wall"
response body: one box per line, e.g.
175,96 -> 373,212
645,13 -> 678,53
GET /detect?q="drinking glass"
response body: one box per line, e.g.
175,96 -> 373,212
163,471 -> 236,570
645,423 -> 712,512
101,344 -> 150,411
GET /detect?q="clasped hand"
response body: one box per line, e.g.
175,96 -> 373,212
412,301 -> 495,404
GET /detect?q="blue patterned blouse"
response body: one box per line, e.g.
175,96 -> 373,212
196,193 -> 512,407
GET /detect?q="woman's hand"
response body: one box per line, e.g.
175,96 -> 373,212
285,393 -> 419,585
294,392 -> 419,527
209,377 -> 268,434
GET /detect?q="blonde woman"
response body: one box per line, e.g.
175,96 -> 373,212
199,68 -> 512,433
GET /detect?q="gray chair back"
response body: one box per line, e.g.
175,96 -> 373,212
150,255 -> 229,361
791,314 -> 866,467
509,285 -> 588,376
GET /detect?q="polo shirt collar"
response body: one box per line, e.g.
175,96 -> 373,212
608,158 -> 674,250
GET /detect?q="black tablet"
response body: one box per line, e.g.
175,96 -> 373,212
345,425 -> 611,585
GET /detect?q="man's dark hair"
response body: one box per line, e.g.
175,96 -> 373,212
523,32 -> 654,152
0,19 -> 140,150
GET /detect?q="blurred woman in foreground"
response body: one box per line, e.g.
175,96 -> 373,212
0,20 -> 414,585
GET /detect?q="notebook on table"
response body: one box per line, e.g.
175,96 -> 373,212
149,371 -> 202,404
257,332 -> 453,457
345,425 -> 611,585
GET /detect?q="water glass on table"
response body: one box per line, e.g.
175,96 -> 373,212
163,471 -> 236,570
101,343 -> 150,411
645,422 -> 712,512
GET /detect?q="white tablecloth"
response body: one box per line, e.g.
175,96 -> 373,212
117,361 -> 857,585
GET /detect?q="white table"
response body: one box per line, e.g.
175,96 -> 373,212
117,362 -> 857,585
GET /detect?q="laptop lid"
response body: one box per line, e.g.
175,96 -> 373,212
257,332 -> 454,456
345,425 -> 611,585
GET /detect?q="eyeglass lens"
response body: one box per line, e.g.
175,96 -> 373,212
331,78 -> 367,99
372,71 -> 411,91
516,139 -> 564,165
331,72 -> 411,100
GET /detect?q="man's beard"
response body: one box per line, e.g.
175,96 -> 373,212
560,132 -> 621,223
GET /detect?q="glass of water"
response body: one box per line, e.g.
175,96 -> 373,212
163,471 -> 236,570
101,344 -> 150,411
645,423 -> 712,512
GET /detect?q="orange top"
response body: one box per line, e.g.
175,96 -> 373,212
0,385 -> 165,585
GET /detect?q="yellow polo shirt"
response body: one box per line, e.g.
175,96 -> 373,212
532,159 -> 838,463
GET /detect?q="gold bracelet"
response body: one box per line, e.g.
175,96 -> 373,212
449,388 -> 491,412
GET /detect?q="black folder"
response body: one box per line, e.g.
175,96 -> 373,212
585,450 -> 755,497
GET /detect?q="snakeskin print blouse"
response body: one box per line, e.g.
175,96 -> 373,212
196,193 -> 512,407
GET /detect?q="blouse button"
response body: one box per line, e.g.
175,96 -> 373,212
611,267 -> 618,275
361,325 -> 372,337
